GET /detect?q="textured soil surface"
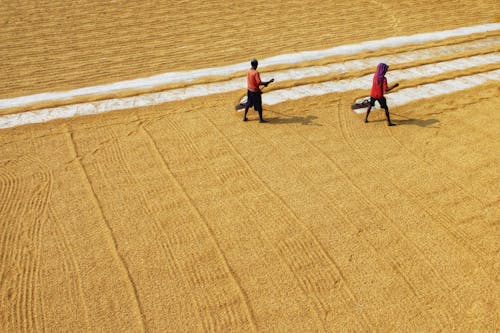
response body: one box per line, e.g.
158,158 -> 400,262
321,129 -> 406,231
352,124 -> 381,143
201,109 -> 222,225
0,1 -> 498,331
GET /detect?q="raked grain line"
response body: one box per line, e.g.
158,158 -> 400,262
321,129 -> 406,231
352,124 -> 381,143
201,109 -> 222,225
272,97 -> 462,324
66,132 -> 147,332
150,117 -> 270,331
98,119 -> 210,331
1,23 -> 498,112
24,170 -> 51,333
140,125 -> 258,332
3,33 -> 498,113
103,125 -> 208,330
20,177 -> 39,333
0,170 -> 23,291
102,124 -> 223,330
352,119 -> 498,289
336,99 -> 463,326
0,167 -> 31,332
35,224 -> 46,333
9,164 -> 49,333
337,96 -> 495,284
0,169 -> 20,331
13,156 -> 51,333
200,113 -> 374,330
48,206 -> 91,331
178,110 -> 337,329
48,211 -> 78,324
1,52 -> 499,130
26,137 -> 53,333
240,107 -> 449,327
175,113 -> 334,331
260,112 -> 450,325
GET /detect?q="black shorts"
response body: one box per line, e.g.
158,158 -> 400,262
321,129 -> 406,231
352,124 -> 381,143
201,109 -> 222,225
246,90 -> 262,112
370,97 -> 388,109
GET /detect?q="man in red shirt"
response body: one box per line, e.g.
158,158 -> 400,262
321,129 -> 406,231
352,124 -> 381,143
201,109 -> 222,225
243,59 -> 274,123
365,63 -> 399,126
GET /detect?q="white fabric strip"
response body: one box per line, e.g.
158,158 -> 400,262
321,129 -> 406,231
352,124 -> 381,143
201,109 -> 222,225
0,23 -> 499,110
352,69 -> 500,114
265,37 -> 499,83
0,61 -> 498,129
263,53 -> 500,105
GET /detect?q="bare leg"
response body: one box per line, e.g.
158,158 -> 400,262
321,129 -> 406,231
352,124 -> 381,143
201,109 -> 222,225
384,108 -> 395,126
258,110 -> 267,123
365,105 -> 372,123
243,106 -> 249,121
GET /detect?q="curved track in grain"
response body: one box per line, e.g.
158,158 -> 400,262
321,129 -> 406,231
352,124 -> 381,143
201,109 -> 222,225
0,0 -> 498,331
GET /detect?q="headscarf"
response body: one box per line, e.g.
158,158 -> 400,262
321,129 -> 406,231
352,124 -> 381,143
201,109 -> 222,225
374,63 -> 389,85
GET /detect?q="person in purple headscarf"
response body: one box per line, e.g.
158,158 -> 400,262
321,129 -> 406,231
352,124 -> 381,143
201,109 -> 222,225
365,63 -> 399,126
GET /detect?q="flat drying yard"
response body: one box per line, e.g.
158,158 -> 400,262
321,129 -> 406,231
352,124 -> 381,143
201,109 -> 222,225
0,1 -> 498,331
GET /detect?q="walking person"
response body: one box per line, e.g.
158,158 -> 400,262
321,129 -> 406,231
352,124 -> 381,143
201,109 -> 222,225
243,59 -> 274,123
365,63 -> 399,126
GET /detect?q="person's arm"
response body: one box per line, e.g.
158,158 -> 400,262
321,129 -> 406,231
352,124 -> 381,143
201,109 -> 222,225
386,82 -> 399,92
260,78 -> 275,87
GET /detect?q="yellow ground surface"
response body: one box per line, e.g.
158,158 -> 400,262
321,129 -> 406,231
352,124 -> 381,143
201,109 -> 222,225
0,1 -> 499,332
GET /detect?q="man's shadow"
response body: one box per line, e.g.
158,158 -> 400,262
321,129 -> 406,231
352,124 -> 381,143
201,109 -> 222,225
266,115 -> 321,126
367,112 -> 439,128
391,113 -> 440,128
264,109 -> 322,126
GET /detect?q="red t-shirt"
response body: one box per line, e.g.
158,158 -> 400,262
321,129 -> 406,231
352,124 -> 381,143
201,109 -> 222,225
371,77 -> 388,99
247,68 -> 262,92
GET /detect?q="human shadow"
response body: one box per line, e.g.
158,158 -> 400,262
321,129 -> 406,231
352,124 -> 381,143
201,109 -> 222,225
391,113 -> 440,128
261,108 -> 322,126
368,117 -> 439,128
265,115 -> 322,126
395,118 -> 440,127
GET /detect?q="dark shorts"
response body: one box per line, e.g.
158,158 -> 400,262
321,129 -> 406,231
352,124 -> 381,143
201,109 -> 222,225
246,90 -> 262,112
370,97 -> 388,109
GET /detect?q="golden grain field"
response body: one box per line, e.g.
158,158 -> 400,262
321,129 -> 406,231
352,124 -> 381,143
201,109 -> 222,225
0,1 -> 499,332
